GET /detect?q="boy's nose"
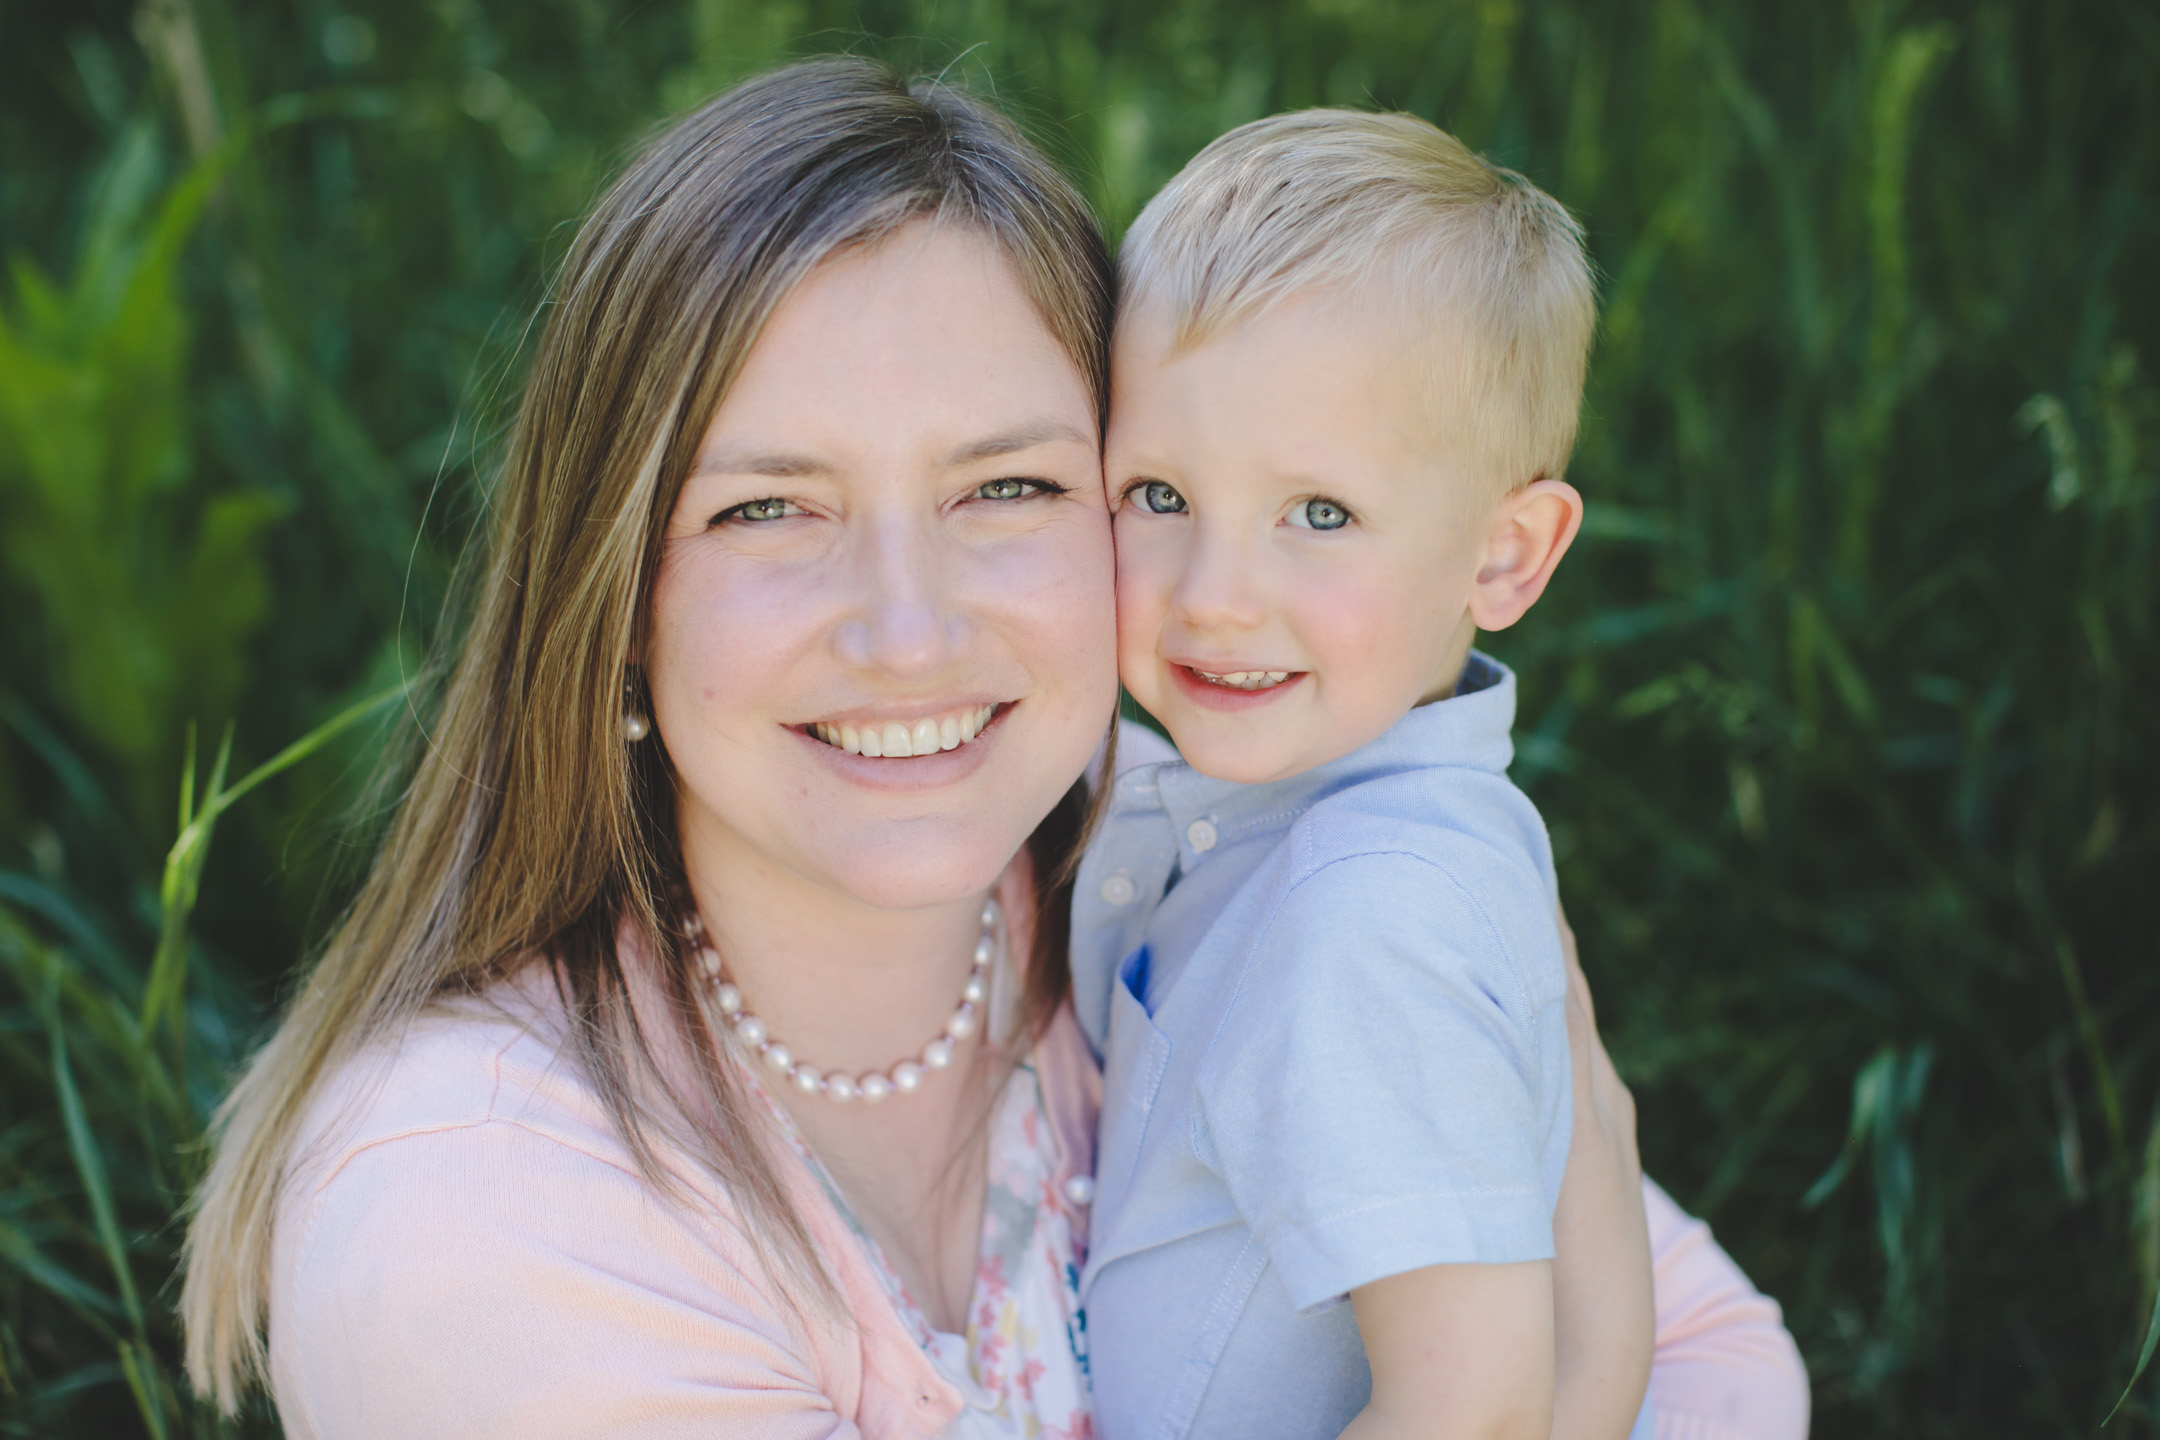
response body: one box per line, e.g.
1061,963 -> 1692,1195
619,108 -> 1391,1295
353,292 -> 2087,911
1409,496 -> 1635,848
1169,526 -> 1268,631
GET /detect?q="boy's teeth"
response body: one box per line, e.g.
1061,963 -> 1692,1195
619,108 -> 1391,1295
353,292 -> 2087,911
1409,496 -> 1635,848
1196,668 -> 1291,691
812,704 -> 997,757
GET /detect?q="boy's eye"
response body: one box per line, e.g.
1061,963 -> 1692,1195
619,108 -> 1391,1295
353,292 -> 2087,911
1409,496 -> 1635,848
716,496 -> 801,524
1138,480 -> 1188,514
1287,497 -> 1352,531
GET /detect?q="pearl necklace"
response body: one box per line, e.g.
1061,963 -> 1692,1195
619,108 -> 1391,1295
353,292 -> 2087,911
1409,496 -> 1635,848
686,898 -> 997,1104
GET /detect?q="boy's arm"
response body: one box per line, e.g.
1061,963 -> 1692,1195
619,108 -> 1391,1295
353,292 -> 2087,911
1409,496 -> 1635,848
1345,1260 -> 1555,1440
1339,905 -> 1656,1440
1548,901 -> 1656,1439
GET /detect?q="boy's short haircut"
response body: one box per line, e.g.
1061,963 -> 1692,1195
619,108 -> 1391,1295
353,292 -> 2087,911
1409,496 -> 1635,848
1120,109 -> 1596,491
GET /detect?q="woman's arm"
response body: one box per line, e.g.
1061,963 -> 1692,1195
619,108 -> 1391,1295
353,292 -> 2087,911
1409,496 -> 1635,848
272,1120 -> 862,1440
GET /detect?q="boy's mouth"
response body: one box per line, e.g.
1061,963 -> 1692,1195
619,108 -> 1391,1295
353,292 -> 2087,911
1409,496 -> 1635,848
804,703 -> 1000,758
1190,667 -> 1293,692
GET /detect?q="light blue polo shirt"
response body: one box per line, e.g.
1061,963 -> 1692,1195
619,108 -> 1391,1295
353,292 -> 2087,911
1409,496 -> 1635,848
1073,653 -> 1574,1440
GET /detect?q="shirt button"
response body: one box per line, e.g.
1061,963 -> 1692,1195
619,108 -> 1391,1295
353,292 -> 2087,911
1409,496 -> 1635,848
1064,1174 -> 1096,1206
1098,871 -> 1137,906
1186,818 -> 1219,853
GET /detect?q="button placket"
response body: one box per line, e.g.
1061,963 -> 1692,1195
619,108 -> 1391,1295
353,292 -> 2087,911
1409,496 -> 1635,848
1186,817 -> 1219,853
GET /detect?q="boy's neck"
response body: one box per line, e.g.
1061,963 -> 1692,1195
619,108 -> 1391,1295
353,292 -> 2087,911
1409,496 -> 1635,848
1415,612 -> 1481,708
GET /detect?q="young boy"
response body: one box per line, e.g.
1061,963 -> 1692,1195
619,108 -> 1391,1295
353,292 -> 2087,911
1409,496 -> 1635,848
1071,110 -> 1642,1439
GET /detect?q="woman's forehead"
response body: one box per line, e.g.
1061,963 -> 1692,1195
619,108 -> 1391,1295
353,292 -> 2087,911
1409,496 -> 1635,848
693,223 -> 1095,470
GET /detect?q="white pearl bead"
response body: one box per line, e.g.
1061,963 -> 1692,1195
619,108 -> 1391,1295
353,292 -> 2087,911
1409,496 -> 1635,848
700,898 -> 1005,1105
1063,1175 -> 1096,1207
624,710 -> 650,741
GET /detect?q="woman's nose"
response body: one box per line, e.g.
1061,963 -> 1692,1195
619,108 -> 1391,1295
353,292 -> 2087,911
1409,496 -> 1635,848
832,522 -> 975,677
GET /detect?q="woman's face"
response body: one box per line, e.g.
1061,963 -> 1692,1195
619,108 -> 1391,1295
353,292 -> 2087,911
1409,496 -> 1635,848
649,222 -> 1116,913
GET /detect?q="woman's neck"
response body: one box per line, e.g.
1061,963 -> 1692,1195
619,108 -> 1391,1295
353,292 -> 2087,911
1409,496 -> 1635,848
680,823 -> 993,1083
679,815 -> 1007,1330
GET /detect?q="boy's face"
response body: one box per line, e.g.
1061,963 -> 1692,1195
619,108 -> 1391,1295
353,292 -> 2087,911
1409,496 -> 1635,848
1106,293 -> 1498,785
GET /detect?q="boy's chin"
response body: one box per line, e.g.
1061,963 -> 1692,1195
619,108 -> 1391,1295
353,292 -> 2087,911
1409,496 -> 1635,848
1162,716 -> 1319,786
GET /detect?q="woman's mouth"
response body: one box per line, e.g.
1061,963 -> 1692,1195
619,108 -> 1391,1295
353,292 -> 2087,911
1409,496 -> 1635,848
806,703 -> 999,757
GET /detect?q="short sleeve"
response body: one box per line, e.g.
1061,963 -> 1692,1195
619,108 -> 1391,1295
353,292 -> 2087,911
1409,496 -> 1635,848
271,1120 -> 857,1440
1194,846 -> 1568,1313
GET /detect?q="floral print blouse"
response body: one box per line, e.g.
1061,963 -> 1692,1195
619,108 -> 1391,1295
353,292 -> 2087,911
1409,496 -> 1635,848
758,1058 -> 1093,1439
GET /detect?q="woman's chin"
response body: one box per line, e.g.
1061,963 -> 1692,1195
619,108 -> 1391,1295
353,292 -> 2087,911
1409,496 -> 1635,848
805,829 -> 1027,912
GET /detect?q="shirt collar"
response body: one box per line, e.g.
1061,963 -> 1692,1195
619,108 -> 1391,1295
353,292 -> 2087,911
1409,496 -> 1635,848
1110,651 -> 1518,866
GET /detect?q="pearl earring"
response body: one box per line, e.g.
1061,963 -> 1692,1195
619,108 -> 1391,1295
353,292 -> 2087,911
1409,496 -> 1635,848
623,707 -> 650,742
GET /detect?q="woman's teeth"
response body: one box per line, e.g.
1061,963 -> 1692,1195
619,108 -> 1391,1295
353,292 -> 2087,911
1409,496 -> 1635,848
1195,668 -> 1291,691
811,704 -> 997,758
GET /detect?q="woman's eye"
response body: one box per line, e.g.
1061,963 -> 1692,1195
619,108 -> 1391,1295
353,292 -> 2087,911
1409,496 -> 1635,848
971,477 -> 1069,503
1138,480 -> 1188,514
1288,497 -> 1352,531
715,496 -> 800,524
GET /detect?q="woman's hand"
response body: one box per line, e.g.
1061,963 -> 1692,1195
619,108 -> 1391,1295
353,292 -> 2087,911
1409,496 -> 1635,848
1548,898 -> 1655,1440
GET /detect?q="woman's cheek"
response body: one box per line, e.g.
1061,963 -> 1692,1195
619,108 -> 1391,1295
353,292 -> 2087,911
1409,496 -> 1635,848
650,550 -> 814,738
992,511 -> 1116,667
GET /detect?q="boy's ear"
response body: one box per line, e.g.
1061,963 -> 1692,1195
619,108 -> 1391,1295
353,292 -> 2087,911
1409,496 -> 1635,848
1467,478 -> 1583,632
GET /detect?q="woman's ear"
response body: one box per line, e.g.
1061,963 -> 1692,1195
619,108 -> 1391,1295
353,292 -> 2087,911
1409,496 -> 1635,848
1466,478 -> 1583,632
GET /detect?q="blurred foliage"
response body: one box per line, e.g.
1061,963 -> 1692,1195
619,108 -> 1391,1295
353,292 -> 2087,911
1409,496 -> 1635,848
0,0 -> 2153,1435
0,128 -> 282,832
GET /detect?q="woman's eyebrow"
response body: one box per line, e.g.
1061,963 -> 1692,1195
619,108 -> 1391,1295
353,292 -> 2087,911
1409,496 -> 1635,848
943,420 -> 1092,467
691,449 -> 831,479
691,420 -> 1089,479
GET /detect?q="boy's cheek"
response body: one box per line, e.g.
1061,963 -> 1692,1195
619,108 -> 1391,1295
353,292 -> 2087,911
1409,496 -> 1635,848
1111,578 -> 1169,707
1111,528 -> 1176,630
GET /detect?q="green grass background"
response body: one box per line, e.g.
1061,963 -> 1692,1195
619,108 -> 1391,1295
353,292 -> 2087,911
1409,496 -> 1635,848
1,0 -> 2154,1434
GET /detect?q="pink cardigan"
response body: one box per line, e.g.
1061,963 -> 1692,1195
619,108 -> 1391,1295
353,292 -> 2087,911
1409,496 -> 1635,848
269,931 -> 1100,1440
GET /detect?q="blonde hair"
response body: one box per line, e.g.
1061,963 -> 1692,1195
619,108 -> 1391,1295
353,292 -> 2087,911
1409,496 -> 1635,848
1120,108 -> 1596,488
180,57 -> 1110,1411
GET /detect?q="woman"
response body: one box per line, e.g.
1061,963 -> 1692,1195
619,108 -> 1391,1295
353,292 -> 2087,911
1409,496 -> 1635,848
181,58 -> 1803,1439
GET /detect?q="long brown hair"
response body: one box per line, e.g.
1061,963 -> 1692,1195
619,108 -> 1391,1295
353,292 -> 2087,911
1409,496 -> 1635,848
180,56 -> 1113,1411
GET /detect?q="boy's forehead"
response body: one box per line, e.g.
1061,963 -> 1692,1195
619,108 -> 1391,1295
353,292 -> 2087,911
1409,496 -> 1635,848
1111,286 -> 1480,448
1116,282 -> 1474,375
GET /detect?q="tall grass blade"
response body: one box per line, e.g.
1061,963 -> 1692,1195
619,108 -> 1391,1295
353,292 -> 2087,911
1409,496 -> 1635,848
0,1218 -> 122,1333
43,984 -> 146,1342
2103,1289 -> 2160,1425
140,686 -> 401,1045
115,1339 -> 170,1440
